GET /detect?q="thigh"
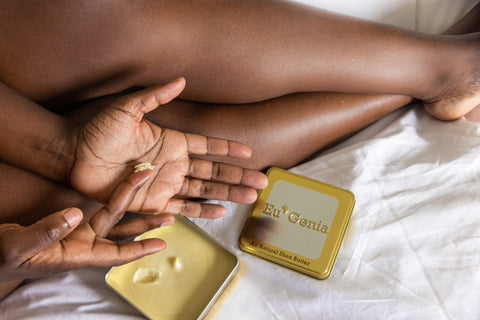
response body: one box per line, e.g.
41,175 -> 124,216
0,0 -> 186,110
1,0 -> 326,110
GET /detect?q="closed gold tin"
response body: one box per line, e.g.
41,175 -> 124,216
239,167 -> 355,280
106,216 -> 239,320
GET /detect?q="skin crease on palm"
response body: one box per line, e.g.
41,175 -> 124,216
0,78 -> 269,300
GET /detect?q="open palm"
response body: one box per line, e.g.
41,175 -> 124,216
69,79 -> 267,217
0,169 -> 174,283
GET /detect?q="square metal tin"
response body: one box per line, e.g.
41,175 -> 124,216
106,216 -> 239,320
239,167 -> 355,280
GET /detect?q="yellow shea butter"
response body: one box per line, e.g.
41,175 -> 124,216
134,163 -> 154,172
133,268 -> 161,284
106,216 -> 238,320
170,256 -> 183,271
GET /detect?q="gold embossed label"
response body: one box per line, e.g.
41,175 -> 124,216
239,167 -> 355,280
256,180 -> 338,260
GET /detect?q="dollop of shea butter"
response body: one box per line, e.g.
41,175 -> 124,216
134,163 -> 154,172
106,217 -> 238,320
133,267 -> 161,284
170,256 -> 183,271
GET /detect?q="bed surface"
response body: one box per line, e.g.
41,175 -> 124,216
1,1 -> 479,319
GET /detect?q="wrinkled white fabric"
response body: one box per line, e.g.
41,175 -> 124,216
1,1 -> 479,319
196,107 -> 480,320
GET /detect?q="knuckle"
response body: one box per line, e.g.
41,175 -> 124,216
226,140 -> 232,156
181,201 -> 188,216
116,97 -> 142,120
188,159 -> 195,176
0,248 -> 21,265
200,181 -> 208,197
238,168 -> 246,185
206,136 -> 213,155
45,226 -> 63,244
118,95 -> 136,109
0,244 -> 23,265
180,178 -> 190,195
184,201 -> 201,218
0,226 -> 24,264
211,162 -> 220,180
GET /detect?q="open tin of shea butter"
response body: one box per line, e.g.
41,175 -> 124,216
106,216 -> 239,320
239,167 -> 355,280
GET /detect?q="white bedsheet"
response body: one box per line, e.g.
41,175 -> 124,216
202,107 -> 480,320
1,1 -> 479,319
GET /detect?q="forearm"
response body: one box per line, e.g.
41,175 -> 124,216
0,82 -> 78,183
0,279 -> 23,302
0,161 -> 102,225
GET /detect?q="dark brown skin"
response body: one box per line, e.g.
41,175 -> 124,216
0,79 -> 268,300
0,170 -> 168,283
0,0 -> 479,300
1,1 -> 479,112
0,79 -> 267,221
0,169 -> 173,300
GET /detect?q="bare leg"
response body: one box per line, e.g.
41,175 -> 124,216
63,3 -> 480,170
66,91 -> 411,169
1,1 -> 477,302
146,94 -> 411,169
1,1 -> 479,120
1,2 -> 479,225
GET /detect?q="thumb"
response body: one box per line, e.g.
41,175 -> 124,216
126,77 -> 186,115
21,208 -> 83,258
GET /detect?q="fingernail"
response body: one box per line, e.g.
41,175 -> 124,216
169,77 -> 186,89
63,208 -> 83,228
172,77 -> 185,84
160,217 -> 175,227
161,220 -> 174,227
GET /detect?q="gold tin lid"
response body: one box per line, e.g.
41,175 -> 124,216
106,216 -> 239,320
239,167 -> 355,280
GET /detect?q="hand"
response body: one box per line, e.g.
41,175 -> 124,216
69,78 -> 268,218
0,169 -> 173,283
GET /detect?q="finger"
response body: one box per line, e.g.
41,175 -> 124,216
107,213 -> 175,241
90,169 -> 153,238
88,238 -> 166,268
119,78 -> 186,117
20,208 -> 83,259
178,178 -> 259,204
185,134 -> 253,159
188,158 -> 268,189
162,199 -> 227,218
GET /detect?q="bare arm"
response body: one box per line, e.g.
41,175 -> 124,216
0,82 -> 76,183
0,169 -> 173,302
0,80 -> 268,299
0,79 -> 268,217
